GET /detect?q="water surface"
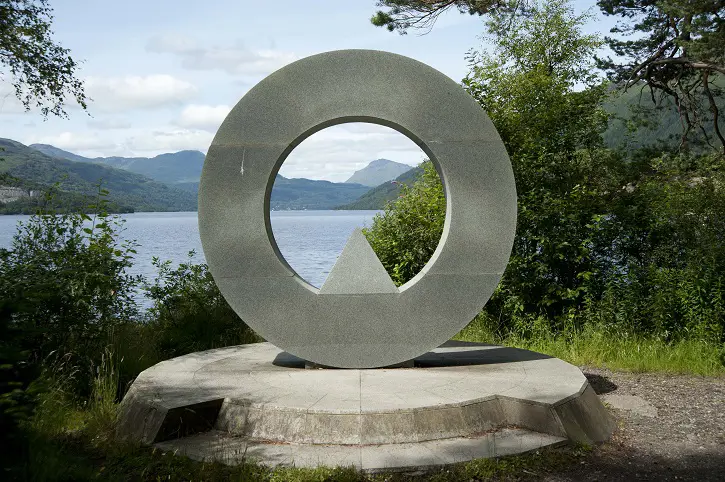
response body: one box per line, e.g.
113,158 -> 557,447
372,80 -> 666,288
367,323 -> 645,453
0,210 -> 381,290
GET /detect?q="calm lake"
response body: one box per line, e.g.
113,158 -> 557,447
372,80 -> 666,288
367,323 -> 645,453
0,210 -> 381,292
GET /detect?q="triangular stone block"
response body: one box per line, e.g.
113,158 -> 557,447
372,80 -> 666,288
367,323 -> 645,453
319,228 -> 398,295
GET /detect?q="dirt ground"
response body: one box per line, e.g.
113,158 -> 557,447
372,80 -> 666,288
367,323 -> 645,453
543,368 -> 725,482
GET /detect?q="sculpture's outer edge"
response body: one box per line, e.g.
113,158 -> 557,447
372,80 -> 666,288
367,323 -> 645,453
198,49 -> 517,368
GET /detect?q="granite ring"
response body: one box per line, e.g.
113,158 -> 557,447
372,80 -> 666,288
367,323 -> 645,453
198,49 -> 517,368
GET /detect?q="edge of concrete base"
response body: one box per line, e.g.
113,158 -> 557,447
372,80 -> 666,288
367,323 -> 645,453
116,344 -> 615,451
498,384 -> 614,445
154,427 -> 569,472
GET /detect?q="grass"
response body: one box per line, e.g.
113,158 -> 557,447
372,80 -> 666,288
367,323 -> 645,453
455,314 -> 725,376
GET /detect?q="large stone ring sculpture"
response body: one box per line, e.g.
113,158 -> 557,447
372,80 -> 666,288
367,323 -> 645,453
198,49 -> 517,368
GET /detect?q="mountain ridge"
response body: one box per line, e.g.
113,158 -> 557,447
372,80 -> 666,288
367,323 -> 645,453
29,144 -> 205,184
345,158 -> 412,187
19,143 -> 423,211
0,139 -> 198,214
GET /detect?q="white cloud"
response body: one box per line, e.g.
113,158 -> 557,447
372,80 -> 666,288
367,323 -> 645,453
27,127 -> 213,158
126,128 -> 213,153
146,34 -> 297,76
176,104 -> 231,131
87,117 -> 133,130
279,123 -> 427,182
31,131 -> 117,151
84,74 -> 198,112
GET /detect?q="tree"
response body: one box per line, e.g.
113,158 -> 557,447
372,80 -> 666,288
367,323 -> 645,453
596,0 -> 725,153
364,161 -> 445,285
462,0 -> 624,323
0,0 -> 87,117
370,0 -> 523,33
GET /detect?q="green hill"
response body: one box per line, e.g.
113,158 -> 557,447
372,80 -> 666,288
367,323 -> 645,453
336,166 -> 423,210
0,139 -> 197,214
270,176 -> 371,210
345,159 -> 413,186
29,144 -> 205,184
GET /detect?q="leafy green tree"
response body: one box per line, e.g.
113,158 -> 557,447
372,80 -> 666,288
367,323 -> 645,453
364,161 -> 445,285
0,0 -> 87,117
596,0 -> 725,153
367,0 -> 725,345
0,187 -> 141,395
461,0 -> 623,323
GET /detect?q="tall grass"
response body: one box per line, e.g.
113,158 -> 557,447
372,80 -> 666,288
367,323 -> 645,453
456,313 -> 725,376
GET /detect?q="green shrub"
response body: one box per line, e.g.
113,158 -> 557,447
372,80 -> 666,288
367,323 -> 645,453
364,161 -> 445,286
144,252 -> 261,359
363,0 -> 725,347
0,187 -> 141,397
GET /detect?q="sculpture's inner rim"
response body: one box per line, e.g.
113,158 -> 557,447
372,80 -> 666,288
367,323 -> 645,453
264,116 -> 451,294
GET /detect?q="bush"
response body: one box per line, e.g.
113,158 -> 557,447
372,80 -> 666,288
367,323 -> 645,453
144,252 -> 261,359
0,188 -> 141,397
364,161 -> 445,285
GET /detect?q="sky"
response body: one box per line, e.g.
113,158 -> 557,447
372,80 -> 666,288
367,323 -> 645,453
0,0 -> 617,182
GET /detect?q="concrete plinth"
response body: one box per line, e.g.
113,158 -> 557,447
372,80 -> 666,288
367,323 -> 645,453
117,341 -> 614,471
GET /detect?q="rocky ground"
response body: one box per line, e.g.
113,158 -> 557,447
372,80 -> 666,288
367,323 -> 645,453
542,368 -> 725,482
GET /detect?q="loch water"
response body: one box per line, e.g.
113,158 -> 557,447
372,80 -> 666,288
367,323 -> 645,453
0,210 -> 381,292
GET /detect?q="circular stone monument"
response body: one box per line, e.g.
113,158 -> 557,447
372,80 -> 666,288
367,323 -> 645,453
118,50 -> 614,470
197,49 -> 517,369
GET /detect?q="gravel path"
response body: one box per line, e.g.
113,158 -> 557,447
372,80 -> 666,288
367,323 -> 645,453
543,368 -> 725,482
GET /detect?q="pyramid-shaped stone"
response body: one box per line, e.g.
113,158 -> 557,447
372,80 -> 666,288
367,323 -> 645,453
319,228 -> 399,295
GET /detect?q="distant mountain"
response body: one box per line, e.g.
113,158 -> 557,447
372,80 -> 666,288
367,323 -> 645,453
270,176 -> 370,210
336,166 -> 422,210
602,79 -> 725,152
0,139 -> 197,214
23,143 -> 422,211
345,159 -> 413,187
29,144 -> 204,184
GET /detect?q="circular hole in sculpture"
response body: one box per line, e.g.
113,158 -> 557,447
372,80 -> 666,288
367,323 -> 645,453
269,122 -> 446,290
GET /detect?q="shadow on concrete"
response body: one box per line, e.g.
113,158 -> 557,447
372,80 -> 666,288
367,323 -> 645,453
154,399 -> 224,443
585,372 -> 618,394
272,340 -> 552,369
272,351 -> 308,369
415,342 -> 552,368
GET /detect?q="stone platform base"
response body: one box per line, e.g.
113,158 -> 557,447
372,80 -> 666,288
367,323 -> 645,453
117,341 -> 614,471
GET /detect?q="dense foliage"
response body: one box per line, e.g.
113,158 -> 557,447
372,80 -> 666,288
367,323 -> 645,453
145,253 -> 260,359
364,162 -> 445,285
365,0 -> 725,346
0,190 -> 141,395
0,191 -> 257,478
